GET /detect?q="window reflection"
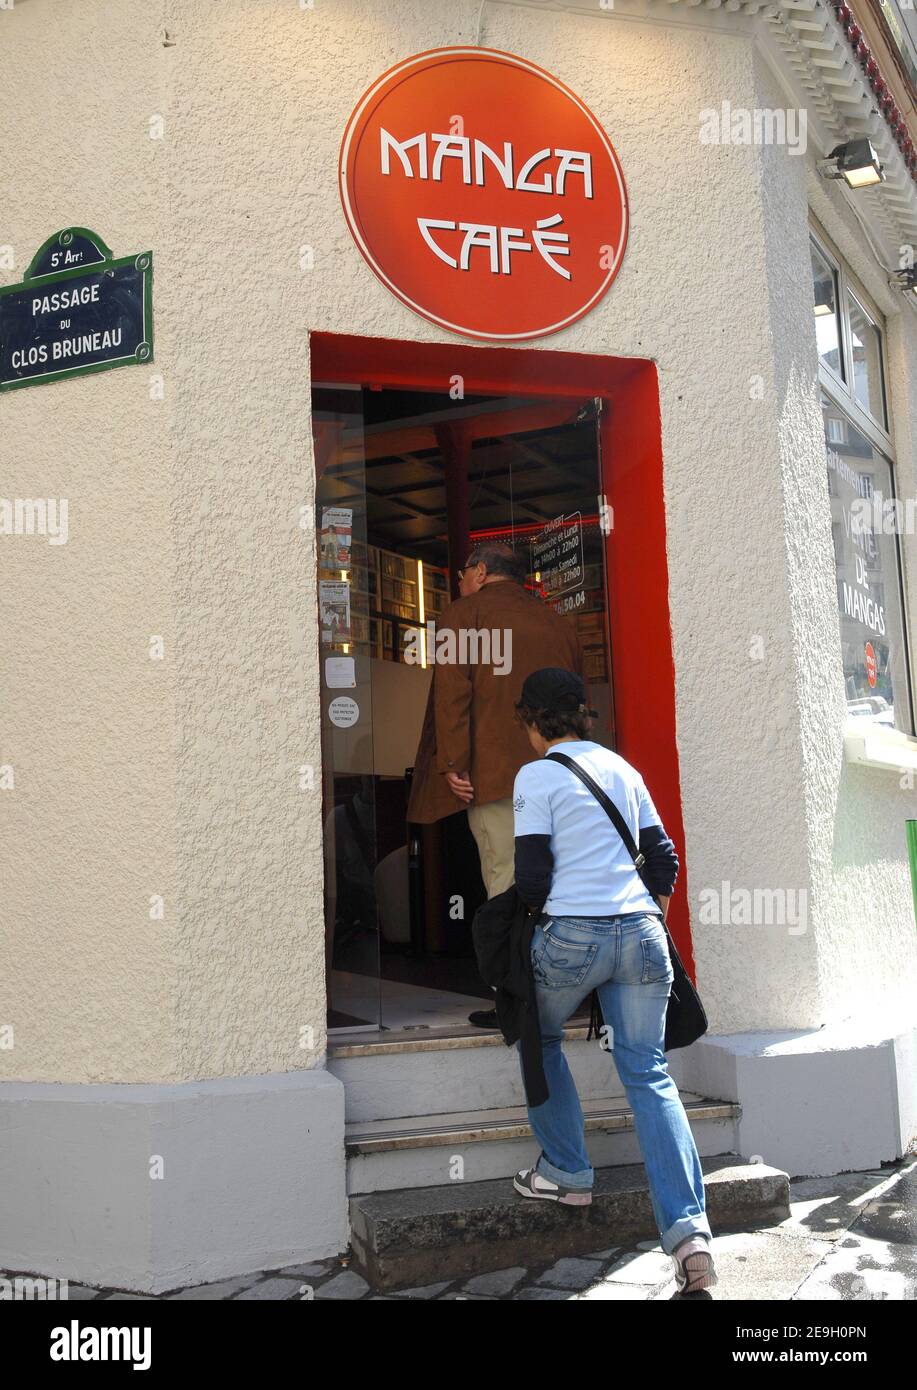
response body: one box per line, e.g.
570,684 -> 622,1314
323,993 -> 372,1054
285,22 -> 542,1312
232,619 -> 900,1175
823,394 -> 913,735
811,241 -> 843,379
847,293 -> 886,428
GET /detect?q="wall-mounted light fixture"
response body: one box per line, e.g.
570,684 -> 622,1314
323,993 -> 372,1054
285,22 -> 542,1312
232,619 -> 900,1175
891,265 -> 917,297
817,138 -> 884,187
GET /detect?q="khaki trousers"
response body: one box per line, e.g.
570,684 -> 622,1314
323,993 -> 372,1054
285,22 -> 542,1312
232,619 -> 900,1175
467,797 -> 516,899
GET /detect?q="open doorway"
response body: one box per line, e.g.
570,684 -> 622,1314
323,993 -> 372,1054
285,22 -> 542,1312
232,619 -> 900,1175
314,381 -> 613,1033
310,333 -> 690,1038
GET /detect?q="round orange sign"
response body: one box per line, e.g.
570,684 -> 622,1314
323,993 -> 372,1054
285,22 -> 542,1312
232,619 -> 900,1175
865,642 -> 877,688
339,47 -> 629,341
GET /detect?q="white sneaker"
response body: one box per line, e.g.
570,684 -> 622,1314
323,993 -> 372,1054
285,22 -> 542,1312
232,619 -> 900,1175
671,1234 -> 717,1293
513,1167 -> 592,1206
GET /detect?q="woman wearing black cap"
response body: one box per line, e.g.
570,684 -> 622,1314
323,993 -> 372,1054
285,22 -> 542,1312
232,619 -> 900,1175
509,667 -> 716,1295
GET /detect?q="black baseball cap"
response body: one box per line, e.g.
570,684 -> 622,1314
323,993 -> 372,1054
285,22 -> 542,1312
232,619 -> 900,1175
518,667 -> 596,715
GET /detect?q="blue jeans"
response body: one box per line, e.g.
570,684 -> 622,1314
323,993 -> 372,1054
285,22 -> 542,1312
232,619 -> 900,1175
520,910 -> 712,1256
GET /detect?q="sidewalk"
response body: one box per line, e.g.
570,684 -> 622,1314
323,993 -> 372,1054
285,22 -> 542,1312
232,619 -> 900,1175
5,1157 -> 915,1301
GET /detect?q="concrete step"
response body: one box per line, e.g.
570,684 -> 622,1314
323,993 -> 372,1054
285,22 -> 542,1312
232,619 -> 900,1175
349,1153 -> 790,1291
328,1023 -> 630,1123
346,1094 -> 740,1193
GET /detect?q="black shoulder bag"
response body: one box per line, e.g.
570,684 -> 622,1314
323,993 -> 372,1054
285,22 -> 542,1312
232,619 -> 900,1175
546,751 -> 708,1051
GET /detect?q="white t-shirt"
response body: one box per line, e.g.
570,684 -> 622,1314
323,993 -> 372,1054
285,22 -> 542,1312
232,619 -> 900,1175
512,740 -> 663,917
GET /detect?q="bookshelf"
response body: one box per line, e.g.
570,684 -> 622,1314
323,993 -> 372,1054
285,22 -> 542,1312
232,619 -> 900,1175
319,540 -> 449,662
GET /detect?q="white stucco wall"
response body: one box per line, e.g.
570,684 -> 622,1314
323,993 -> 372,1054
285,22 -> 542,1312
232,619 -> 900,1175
2,0 -> 915,1084
0,0 -> 178,1083
801,150 -> 917,1033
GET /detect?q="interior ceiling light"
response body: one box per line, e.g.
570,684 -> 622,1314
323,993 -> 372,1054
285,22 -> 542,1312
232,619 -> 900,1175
817,138 -> 885,188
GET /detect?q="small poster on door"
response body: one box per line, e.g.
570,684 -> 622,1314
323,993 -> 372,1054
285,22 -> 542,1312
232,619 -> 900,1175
320,580 -> 352,644
325,656 -> 356,688
320,507 -> 353,567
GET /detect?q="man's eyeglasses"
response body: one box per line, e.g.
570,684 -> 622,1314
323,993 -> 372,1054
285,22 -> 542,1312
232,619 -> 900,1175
457,556 -> 482,582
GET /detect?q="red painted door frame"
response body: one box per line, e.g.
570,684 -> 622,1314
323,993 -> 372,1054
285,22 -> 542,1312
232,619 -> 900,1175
310,332 -> 694,975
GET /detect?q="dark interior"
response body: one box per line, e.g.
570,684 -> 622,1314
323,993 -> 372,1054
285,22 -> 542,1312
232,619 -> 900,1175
315,384 -> 611,1031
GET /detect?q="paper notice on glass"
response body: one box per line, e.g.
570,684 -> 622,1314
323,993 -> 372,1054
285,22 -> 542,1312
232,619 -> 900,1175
320,580 -> 352,643
531,511 -> 584,599
320,507 -> 353,567
328,696 -> 359,728
325,656 -> 356,688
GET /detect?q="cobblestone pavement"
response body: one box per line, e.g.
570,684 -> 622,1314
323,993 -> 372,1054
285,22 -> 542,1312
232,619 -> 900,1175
4,1159 -> 915,1302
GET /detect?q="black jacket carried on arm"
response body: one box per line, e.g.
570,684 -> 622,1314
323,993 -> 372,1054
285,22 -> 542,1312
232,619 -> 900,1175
471,885 -> 548,1108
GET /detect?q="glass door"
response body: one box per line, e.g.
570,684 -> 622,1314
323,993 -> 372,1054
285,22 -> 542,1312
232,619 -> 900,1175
313,385 -> 381,1031
430,393 -> 615,747
312,379 -> 616,1034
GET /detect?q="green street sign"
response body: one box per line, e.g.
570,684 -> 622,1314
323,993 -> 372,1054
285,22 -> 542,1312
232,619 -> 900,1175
0,227 -> 153,391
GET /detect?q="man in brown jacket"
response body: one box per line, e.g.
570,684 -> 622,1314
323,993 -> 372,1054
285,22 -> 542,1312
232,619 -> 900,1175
407,538 -> 583,916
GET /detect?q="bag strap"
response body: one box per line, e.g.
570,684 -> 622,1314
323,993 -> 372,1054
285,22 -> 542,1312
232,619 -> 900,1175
546,750 -> 702,1040
545,750 -> 657,905
546,748 -> 671,1044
